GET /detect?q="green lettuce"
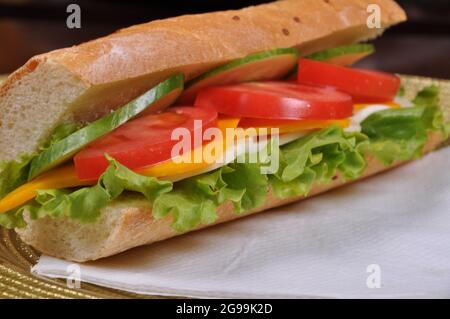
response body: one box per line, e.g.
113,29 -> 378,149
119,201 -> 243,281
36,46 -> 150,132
0,123 -> 82,200
153,162 -> 268,232
397,85 -> 405,98
0,207 -> 27,229
269,127 -> 367,199
0,86 -> 448,232
0,153 -> 35,199
359,85 -> 448,165
222,162 -> 269,213
152,167 -> 240,233
0,156 -> 172,228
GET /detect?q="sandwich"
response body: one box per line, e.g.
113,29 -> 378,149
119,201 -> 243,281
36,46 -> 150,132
0,0 -> 448,262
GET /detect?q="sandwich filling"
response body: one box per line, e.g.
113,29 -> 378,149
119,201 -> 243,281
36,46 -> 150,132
0,45 -> 448,233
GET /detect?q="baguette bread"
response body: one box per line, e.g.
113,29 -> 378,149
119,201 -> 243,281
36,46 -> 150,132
0,0 -> 405,161
16,132 -> 446,262
0,0 -> 414,262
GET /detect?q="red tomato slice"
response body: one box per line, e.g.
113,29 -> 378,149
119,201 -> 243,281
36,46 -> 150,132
194,82 -> 353,120
297,58 -> 401,103
74,107 -> 218,181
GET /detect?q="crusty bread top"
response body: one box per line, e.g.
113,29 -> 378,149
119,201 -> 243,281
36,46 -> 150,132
49,0 -> 406,85
1,0 -> 406,92
0,0 -> 406,161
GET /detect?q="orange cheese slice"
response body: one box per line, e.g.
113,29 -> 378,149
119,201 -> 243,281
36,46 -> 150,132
0,165 -> 92,213
0,115 -> 352,213
0,118 -> 241,214
135,117 -> 241,178
354,101 -> 400,112
239,118 -> 349,134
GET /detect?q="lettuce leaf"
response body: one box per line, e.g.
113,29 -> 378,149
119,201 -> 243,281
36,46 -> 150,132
360,86 -> 448,165
269,127 -> 367,199
397,85 -> 406,97
153,162 -> 268,232
153,168 -> 233,233
0,207 -> 28,229
0,86 -> 448,232
153,189 -> 218,233
414,86 -> 450,137
0,123 -> 82,200
222,162 -> 268,213
359,106 -> 429,164
0,153 -> 36,199
413,85 -> 439,107
0,156 -> 172,228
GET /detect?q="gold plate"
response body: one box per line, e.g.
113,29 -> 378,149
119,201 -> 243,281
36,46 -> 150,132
0,75 -> 449,298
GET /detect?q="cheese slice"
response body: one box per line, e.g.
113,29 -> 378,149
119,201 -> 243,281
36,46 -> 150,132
354,101 -> 400,112
239,118 -> 349,133
0,165 -> 92,213
0,115 -> 355,214
0,118 -> 240,213
136,117 -> 241,178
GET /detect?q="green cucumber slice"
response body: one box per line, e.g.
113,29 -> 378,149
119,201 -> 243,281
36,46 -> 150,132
306,44 -> 374,66
178,48 -> 299,104
28,73 -> 184,180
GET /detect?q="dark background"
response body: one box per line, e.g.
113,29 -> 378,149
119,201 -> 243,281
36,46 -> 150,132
0,0 -> 449,78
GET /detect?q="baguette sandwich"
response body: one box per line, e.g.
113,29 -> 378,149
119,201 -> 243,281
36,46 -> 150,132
0,0 -> 448,262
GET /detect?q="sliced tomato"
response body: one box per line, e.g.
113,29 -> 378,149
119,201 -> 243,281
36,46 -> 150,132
74,107 -> 218,181
297,58 -> 401,103
239,118 -> 349,134
194,82 -> 353,120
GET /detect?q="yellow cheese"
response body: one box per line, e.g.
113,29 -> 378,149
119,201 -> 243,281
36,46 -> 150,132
241,119 -> 349,134
0,115 -> 351,213
0,118 -> 240,214
354,101 -> 400,112
0,165 -> 92,213
136,117 -> 241,178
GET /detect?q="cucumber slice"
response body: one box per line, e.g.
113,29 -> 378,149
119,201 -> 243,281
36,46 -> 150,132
306,44 -> 374,66
28,73 -> 184,180
178,48 -> 299,104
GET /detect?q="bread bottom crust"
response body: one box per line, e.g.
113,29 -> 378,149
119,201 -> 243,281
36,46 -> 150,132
17,133 -> 445,262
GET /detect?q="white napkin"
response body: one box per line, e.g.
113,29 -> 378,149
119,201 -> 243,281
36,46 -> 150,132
33,146 -> 450,298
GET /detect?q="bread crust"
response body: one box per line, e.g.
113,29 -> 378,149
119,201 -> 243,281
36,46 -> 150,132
48,0 -> 406,85
0,0 -> 406,161
17,133 -> 445,262
1,0 -> 406,92
0,0 -> 406,97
